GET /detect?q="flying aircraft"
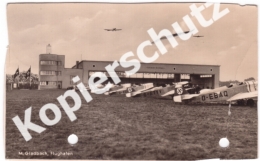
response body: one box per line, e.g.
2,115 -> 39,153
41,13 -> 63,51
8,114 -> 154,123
104,83 -> 131,95
104,28 -> 122,31
172,80 -> 258,106
193,35 -> 204,38
151,31 -> 191,44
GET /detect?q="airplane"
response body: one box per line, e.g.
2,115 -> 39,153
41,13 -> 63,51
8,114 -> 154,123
104,83 -> 131,95
151,31 -> 191,44
126,82 -> 189,98
125,83 -> 154,97
193,35 -> 204,38
90,84 -> 112,94
172,80 -> 258,106
104,28 -> 122,31
132,86 -> 164,97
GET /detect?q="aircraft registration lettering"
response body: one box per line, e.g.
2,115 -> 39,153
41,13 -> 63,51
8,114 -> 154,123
201,91 -> 228,101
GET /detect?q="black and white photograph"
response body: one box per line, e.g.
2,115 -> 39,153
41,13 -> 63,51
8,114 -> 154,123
5,2 -> 258,160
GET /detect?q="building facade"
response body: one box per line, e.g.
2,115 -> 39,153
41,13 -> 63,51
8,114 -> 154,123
39,48 -> 220,90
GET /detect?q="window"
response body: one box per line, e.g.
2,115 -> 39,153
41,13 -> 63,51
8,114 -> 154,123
173,68 -> 176,70
136,73 -> 143,78
93,65 -> 96,67
116,72 -> 128,78
156,73 -> 169,79
200,75 -> 212,78
210,69 -> 213,71
89,71 -> 95,76
56,71 -> 62,76
40,71 -> 61,76
144,73 -> 151,78
150,73 -> 157,78
40,71 -> 56,75
40,82 -> 46,85
181,74 -> 190,79
129,73 -> 137,78
40,61 -> 57,65
40,61 -> 62,65
143,73 -> 157,79
70,75 -> 76,85
48,82 -> 57,85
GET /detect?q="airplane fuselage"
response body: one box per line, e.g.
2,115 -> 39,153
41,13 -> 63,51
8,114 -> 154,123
192,81 -> 257,103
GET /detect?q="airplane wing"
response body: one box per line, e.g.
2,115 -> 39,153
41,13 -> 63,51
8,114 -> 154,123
140,86 -> 160,93
126,84 -> 154,97
182,94 -> 200,100
227,91 -> 258,102
116,87 -> 128,92
130,86 -> 154,95
127,86 -> 162,97
104,29 -> 111,31
173,94 -> 199,103
199,89 -> 213,94
142,86 -> 163,93
104,84 -> 131,95
115,29 -> 122,31
161,90 -> 175,97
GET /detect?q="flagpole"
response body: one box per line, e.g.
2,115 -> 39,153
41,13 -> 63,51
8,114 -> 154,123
30,66 -> 31,89
17,66 -> 19,88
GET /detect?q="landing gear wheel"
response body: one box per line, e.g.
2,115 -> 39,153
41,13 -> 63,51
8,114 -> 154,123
247,99 -> 255,107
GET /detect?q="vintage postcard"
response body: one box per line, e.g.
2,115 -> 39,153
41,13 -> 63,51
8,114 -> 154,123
5,2 -> 257,160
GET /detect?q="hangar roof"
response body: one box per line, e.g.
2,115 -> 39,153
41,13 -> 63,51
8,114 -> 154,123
71,60 -> 220,69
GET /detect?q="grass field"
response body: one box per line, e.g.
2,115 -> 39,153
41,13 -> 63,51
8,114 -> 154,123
5,89 -> 257,160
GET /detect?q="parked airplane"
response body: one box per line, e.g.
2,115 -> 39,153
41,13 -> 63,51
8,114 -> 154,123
104,83 -> 131,95
136,85 -> 174,97
173,80 -> 258,106
126,82 -> 189,98
104,28 -> 122,31
126,83 -> 154,97
90,84 -> 111,94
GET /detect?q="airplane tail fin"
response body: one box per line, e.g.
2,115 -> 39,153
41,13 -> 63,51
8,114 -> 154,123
173,83 -> 191,102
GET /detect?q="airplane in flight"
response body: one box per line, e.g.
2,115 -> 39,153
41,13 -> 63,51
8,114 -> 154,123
151,31 -> 191,44
193,35 -> 204,38
172,80 -> 258,106
104,28 -> 122,31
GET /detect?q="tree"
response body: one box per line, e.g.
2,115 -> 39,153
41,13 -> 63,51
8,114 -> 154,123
244,77 -> 255,81
6,72 -> 39,84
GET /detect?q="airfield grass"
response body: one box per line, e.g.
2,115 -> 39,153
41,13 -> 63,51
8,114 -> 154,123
5,89 -> 257,160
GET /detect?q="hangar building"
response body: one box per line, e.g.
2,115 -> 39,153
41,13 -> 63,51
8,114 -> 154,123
39,46 -> 220,90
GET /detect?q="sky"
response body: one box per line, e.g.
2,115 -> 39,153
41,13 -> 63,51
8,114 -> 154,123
5,2 -> 258,81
